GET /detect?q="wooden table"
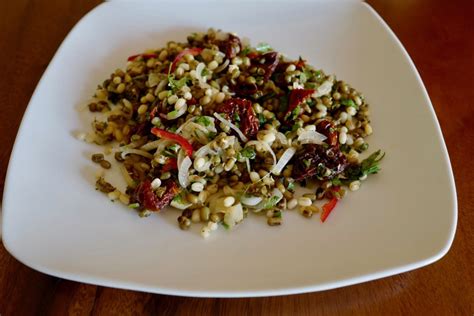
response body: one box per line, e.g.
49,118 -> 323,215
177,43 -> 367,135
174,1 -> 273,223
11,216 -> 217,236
0,0 -> 472,314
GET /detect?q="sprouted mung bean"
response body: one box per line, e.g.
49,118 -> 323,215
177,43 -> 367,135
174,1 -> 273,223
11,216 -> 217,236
80,29 -> 385,237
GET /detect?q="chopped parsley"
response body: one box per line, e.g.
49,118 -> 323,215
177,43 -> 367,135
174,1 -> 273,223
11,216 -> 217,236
241,46 -> 251,55
261,195 -> 281,209
240,147 -> 256,159
341,99 -> 358,109
168,75 -> 188,93
195,116 -> 212,127
344,150 -> 385,180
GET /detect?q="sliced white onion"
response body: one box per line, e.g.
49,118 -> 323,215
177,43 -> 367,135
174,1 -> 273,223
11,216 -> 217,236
240,195 -> 262,206
119,164 -> 136,188
314,80 -> 333,97
196,62 -> 206,83
140,140 -> 164,151
275,132 -> 288,145
214,59 -> 230,73
213,113 -> 248,142
254,188 -> 283,210
194,143 -> 217,158
120,149 -> 153,159
245,158 -> 251,174
297,130 -> 327,145
272,147 -> 296,175
176,116 -> 197,134
178,156 -> 192,188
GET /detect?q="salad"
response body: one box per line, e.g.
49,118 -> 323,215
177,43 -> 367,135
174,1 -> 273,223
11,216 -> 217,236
80,29 -> 384,238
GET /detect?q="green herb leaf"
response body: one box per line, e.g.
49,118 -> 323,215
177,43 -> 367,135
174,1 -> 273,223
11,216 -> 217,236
240,147 -> 256,159
303,159 -> 311,168
255,42 -> 272,53
341,99 -> 358,109
222,222 -> 230,230
287,182 -> 295,191
241,46 -> 251,55
168,75 -> 188,93
258,113 -> 266,126
261,195 -> 281,209
233,112 -> 241,122
344,150 -> 385,180
128,203 -> 140,209
195,116 -> 212,127
274,210 -> 282,218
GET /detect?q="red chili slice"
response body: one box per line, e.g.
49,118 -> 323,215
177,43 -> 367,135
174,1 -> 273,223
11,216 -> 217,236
320,197 -> 338,223
151,127 -> 194,156
127,53 -> 158,62
170,48 -> 203,72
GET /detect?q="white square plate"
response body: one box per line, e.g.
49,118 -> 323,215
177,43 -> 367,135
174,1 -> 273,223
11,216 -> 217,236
2,0 -> 457,297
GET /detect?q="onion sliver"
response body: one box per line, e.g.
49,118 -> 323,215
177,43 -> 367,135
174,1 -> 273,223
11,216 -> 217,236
272,147 -> 296,175
213,113 -> 248,142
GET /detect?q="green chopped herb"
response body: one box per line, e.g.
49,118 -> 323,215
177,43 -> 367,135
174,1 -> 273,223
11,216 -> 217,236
241,46 -> 251,55
168,75 -> 188,93
195,116 -> 212,127
222,222 -> 230,230
274,210 -> 282,218
201,68 -> 209,77
258,113 -> 266,125
262,195 -> 281,209
287,182 -> 295,191
357,142 -> 369,153
233,112 -> 241,122
303,159 -> 311,168
341,99 -> 358,109
344,150 -> 385,180
255,42 -> 272,53
331,178 -> 343,186
240,147 -> 256,159
340,144 -> 351,153
128,203 -> 140,209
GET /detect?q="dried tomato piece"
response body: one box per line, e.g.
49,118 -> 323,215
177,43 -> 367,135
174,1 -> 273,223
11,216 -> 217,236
232,82 -> 258,96
254,52 -> 279,81
216,98 -> 259,138
134,180 -> 179,211
284,89 -> 314,120
292,144 -> 347,181
316,120 -> 338,147
219,34 -> 242,59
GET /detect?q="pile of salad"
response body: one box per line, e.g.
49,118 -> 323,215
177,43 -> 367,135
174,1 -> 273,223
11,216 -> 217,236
80,29 -> 384,238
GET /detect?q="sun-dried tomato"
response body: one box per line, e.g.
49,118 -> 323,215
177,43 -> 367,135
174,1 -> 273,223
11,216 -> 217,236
292,144 -> 348,181
232,82 -> 258,96
316,120 -> 338,147
134,180 -> 179,211
284,89 -> 314,120
219,34 -> 242,59
216,98 -> 259,138
253,52 -> 279,81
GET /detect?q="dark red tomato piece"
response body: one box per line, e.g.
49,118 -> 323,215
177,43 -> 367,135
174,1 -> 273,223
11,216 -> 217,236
162,158 -> 177,172
219,34 -> 242,59
254,52 -> 279,81
292,144 -> 348,181
216,98 -> 259,139
284,89 -> 314,120
316,120 -> 338,147
134,180 -> 179,211
232,82 -> 258,96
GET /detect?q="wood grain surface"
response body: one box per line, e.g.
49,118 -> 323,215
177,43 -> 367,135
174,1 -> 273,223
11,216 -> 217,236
0,0 -> 473,315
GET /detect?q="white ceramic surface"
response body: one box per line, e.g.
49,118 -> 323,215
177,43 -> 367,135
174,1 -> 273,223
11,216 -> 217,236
2,0 -> 456,297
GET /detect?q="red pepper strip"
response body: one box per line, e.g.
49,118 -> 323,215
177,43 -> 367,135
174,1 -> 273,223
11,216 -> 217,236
150,127 -> 193,156
150,107 -> 158,120
284,89 -> 315,119
170,48 -> 203,72
162,158 -> 177,172
247,52 -> 259,59
127,53 -> 158,62
320,197 -> 338,223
